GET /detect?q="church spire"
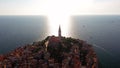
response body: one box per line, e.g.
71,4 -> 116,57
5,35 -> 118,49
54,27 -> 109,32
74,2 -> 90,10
58,25 -> 61,37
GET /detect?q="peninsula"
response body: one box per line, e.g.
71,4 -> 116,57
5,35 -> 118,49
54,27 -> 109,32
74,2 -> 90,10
0,26 -> 98,68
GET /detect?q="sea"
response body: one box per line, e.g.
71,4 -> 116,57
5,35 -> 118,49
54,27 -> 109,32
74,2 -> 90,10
0,15 -> 120,68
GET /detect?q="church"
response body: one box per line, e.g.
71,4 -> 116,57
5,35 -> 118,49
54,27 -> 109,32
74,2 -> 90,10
58,25 -> 61,38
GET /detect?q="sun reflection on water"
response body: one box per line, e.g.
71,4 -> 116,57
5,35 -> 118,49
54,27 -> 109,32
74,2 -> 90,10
44,0 -> 72,37
48,14 -> 71,36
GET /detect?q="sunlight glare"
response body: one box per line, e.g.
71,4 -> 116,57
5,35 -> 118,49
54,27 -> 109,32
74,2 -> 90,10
43,0 -> 93,36
45,0 -> 72,36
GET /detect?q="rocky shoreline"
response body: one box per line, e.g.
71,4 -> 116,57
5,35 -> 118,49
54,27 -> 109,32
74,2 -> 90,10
0,36 -> 98,68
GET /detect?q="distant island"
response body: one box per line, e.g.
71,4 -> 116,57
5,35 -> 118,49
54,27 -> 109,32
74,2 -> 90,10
0,26 -> 98,68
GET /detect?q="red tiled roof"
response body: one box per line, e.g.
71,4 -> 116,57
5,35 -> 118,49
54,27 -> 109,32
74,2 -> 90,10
0,55 -> 4,61
49,36 -> 60,43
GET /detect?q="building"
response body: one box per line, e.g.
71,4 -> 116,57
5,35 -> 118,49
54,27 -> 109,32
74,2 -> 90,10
58,25 -> 61,37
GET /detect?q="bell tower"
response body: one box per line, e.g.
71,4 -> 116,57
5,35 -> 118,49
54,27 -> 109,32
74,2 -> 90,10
58,25 -> 61,37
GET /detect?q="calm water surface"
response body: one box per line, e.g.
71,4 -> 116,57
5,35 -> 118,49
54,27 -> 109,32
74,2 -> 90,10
0,15 -> 120,68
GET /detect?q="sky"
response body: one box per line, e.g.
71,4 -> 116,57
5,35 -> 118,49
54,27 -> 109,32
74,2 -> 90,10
0,0 -> 120,15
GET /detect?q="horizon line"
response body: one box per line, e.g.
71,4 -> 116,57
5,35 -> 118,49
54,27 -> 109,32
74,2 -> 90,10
0,14 -> 120,16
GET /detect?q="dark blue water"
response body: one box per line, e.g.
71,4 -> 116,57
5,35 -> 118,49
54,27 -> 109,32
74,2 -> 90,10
0,16 -> 49,53
71,15 -> 120,68
0,15 -> 120,68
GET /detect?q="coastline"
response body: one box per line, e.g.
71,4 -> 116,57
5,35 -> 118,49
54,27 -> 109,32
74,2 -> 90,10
0,36 -> 99,68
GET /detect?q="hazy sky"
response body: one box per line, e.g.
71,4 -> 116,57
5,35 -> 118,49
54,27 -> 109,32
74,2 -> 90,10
0,0 -> 120,15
